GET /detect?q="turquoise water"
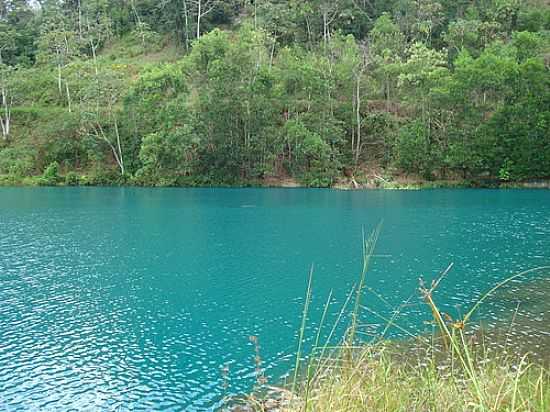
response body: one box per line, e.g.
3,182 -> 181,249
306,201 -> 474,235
0,188 -> 549,410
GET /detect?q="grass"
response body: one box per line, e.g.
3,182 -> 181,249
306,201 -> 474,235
283,343 -> 549,412
234,230 -> 550,412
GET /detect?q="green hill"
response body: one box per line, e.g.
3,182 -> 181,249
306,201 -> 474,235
1,0 -> 549,187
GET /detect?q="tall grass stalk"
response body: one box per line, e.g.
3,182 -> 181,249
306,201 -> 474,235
291,265 -> 314,393
348,224 -> 381,345
303,290 -> 333,407
274,234 -> 550,412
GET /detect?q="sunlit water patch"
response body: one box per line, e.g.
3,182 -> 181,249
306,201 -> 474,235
0,188 -> 549,410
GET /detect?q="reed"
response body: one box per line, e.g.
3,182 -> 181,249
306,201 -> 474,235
275,232 -> 550,412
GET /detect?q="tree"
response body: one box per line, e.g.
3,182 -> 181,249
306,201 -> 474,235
0,64 -> 13,140
37,7 -> 79,111
274,42 -> 346,180
0,0 -> 548,185
396,42 -> 450,176
399,42 -> 449,121
191,0 -> 217,39
80,1 -> 113,70
413,0 -> 444,45
282,118 -> 341,186
0,17 -> 16,141
180,27 -> 282,180
369,13 -> 406,111
444,19 -> 483,56
0,1 -> 38,66
330,34 -> 368,164
395,120 -> 434,176
124,62 -> 189,175
451,43 -> 518,113
81,64 -> 127,175
485,62 -> 550,180
317,0 -> 342,46
0,22 -> 16,65
137,126 -> 199,185
511,31 -> 547,63
444,39 -> 549,179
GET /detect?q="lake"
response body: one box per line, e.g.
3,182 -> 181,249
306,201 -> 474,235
1,188 -> 549,411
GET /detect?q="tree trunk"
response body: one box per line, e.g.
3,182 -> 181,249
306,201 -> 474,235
0,84 -> 10,140
196,0 -> 201,39
96,122 -> 125,176
56,51 -> 63,95
90,38 -> 99,76
114,116 -> 125,175
385,76 -> 390,112
323,11 -> 328,47
254,0 -> 257,30
305,16 -> 312,45
269,37 -> 276,68
77,0 -> 83,39
65,81 -> 72,113
355,75 -> 362,165
195,0 -> 215,40
182,0 -> 190,49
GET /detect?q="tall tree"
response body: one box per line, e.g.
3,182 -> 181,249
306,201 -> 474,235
81,64 -> 127,175
0,64 -> 13,140
369,13 -> 406,111
191,0 -> 216,39
37,6 -> 79,110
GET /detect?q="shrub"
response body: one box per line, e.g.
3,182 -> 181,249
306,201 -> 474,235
64,171 -> 81,186
395,121 -> 430,176
80,168 -> 124,186
38,161 -> 60,186
0,147 -> 36,177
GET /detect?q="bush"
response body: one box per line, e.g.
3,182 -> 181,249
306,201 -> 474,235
64,171 -> 81,186
79,168 -> 124,186
38,161 -> 60,186
395,121 -> 441,179
0,174 -> 23,186
0,147 -> 36,177
43,161 -> 59,179
284,121 -> 341,187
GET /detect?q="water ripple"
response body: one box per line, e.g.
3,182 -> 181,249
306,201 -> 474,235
0,188 -> 549,410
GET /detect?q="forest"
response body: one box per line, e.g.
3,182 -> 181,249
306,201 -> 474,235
0,0 -> 549,187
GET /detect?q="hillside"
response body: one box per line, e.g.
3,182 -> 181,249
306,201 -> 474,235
1,0 -> 549,187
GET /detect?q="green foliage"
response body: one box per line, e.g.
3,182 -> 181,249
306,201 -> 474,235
283,119 -> 340,186
395,121 -> 437,178
511,31 -> 548,62
398,42 -> 450,115
64,171 -> 80,186
38,161 -> 60,186
135,126 -> 198,186
0,0 -> 548,186
78,168 -> 125,186
0,146 -> 35,176
517,6 -> 550,32
127,24 -> 163,56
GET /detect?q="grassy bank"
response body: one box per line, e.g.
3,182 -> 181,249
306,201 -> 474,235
280,341 -> 549,412
231,232 -> 550,412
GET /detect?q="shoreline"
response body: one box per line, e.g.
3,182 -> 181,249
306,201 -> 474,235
1,174 -> 549,190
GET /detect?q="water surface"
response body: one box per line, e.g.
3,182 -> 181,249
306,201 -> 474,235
1,188 -> 549,410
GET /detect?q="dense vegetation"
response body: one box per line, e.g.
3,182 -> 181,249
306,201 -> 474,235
1,0 -> 549,187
